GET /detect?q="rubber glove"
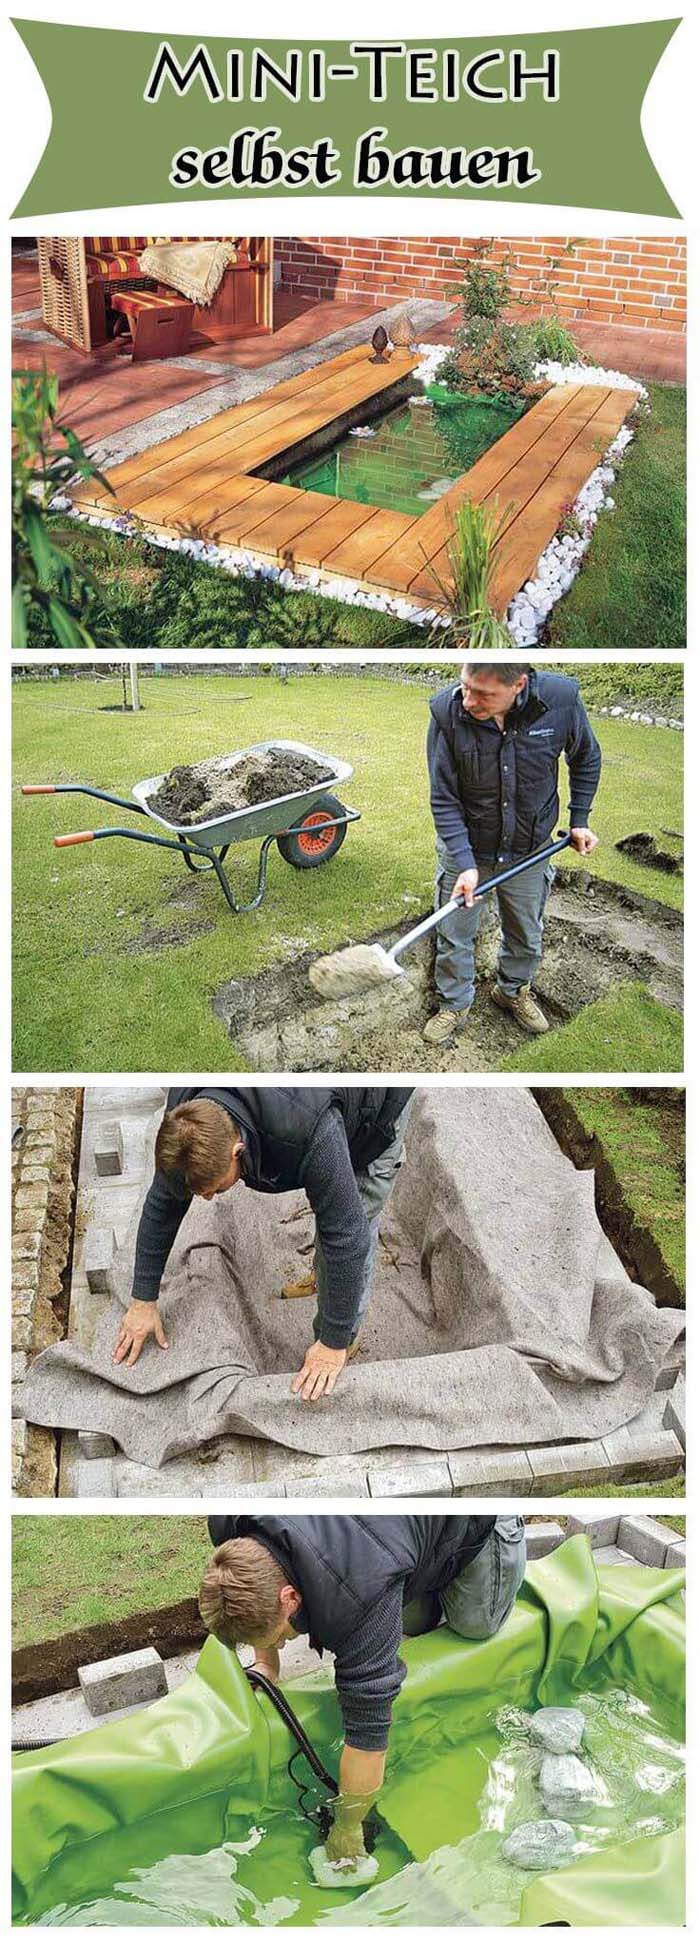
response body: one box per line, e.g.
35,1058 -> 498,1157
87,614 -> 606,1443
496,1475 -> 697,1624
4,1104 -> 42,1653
325,1790 -> 380,1864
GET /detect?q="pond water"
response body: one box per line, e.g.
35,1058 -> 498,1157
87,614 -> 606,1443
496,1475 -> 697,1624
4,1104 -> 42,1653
22,1689 -> 683,1928
283,387 -> 525,520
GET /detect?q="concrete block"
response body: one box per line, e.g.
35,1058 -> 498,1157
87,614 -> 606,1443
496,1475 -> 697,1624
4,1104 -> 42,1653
114,1460 -> 203,1498
75,1460 -> 115,1498
527,1441 -> 611,1490
203,1478 -> 288,1499
564,1511 -> 620,1548
665,1539 -> 686,1569
94,1120 -> 125,1177
526,1521 -> 565,1558
618,1515 -> 677,1567
593,1544 -> 638,1566
366,1457 -> 453,1499
602,1428 -> 683,1484
663,1375 -> 686,1451
84,1227 -> 117,1296
78,1431 -> 117,1460
286,1467 -> 370,1497
79,1645 -> 167,1716
448,1449 -> 532,1496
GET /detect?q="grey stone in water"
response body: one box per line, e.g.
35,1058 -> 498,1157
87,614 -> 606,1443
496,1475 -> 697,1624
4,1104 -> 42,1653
530,1706 -> 586,1755
503,1819 -> 577,1871
538,1753 -> 599,1821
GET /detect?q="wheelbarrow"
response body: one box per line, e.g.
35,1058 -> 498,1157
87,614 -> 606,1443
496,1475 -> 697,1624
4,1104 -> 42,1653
22,739 -> 360,915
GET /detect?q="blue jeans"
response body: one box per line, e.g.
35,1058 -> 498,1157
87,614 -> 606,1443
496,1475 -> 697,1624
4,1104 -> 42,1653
434,839 -> 555,1012
313,1098 -> 414,1342
403,1517 -> 527,1640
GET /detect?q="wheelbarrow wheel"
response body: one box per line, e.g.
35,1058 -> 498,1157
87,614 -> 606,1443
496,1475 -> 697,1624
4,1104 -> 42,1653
276,793 -> 348,870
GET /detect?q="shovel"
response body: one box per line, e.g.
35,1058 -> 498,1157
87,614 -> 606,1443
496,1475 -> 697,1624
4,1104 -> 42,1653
308,832 -> 572,999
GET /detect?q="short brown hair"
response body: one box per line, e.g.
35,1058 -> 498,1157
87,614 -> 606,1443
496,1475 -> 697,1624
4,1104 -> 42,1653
155,1100 -> 238,1191
462,661 -> 530,683
199,1538 -> 289,1646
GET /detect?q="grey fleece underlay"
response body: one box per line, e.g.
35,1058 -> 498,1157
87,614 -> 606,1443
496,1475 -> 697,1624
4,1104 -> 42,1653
19,1090 -> 684,1469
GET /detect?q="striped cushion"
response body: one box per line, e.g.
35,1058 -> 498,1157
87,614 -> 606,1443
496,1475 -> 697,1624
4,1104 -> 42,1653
86,253 -> 144,279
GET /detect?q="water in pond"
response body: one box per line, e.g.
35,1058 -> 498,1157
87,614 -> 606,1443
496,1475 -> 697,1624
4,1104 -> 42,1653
21,1689 -> 683,1928
283,387 -> 525,521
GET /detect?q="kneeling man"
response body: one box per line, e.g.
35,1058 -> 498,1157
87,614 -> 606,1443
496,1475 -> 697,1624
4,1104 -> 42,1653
200,1512 -> 526,1864
113,1086 -> 413,1401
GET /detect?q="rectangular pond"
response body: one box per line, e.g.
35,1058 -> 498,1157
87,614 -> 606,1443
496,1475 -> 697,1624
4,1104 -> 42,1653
282,386 -> 526,520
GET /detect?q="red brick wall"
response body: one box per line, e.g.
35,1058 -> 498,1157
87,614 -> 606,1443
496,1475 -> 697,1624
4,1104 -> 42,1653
276,237 -> 687,332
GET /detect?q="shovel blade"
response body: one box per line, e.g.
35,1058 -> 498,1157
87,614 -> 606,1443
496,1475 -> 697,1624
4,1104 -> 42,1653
309,943 -> 403,998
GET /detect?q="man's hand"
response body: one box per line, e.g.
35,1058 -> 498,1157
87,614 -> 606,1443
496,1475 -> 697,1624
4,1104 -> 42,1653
325,1812 -> 368,1865
292,1340 -> 348,1403
113,1299 -> 168,1367
570,826 -> 599,857
453,867 -> 479,908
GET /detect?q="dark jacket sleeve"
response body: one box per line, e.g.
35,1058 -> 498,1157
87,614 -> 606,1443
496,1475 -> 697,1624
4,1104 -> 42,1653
334,1588 -> 406,1751
300,1113 -> 373,1351
131,1169 -> 192,1302
427,717 -> 476,873
565,694 -> 602,826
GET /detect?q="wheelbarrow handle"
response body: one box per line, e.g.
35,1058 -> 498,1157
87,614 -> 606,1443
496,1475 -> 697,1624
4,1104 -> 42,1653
23,782 -> 147,815
390,831 -> 573,965
54,830 -> 95,847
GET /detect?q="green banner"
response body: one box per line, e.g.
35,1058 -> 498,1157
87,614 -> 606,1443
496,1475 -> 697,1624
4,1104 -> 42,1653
13,19 -> 680,218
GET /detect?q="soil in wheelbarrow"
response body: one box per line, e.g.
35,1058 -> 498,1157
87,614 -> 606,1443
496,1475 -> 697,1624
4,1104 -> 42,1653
148,750 -> 334,827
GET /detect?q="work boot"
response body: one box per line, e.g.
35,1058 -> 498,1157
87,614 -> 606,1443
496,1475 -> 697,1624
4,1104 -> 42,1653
491,983 -> 549,1034
281,1271 -> 316,1299
422,1005 -> 472,1045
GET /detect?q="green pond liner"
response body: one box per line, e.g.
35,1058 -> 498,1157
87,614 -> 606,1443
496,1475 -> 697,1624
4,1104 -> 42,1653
283,387 -> 525,522
13,1538 -> 685,1927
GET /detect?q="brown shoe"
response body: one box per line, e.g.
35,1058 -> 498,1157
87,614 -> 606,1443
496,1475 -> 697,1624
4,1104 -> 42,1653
422,1005 -> 472,1045
491,983 -> 549,1034
281,1271 -> 316,1300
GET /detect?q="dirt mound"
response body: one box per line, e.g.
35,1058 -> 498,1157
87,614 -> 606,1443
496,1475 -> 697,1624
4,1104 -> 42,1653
148,749 -> 334,826
616,832 -> 683,876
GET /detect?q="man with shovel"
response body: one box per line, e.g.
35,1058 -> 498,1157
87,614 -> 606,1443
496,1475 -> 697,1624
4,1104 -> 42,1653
423,662 -> 601,1044
199,1512 -> 526,1873
112,1086 -> 413,1401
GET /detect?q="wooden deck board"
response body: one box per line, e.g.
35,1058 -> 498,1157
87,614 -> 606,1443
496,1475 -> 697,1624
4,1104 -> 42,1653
69,351 -> 637,609
323,507 -> 418,579
291,499 -> 381,567
238,488 -> 342,559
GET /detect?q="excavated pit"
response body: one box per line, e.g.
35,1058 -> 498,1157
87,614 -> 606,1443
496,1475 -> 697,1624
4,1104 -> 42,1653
213,873 -> 683,1074
147,750 -> 333,827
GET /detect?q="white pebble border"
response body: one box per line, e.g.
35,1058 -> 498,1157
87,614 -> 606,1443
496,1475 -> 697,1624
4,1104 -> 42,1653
56,344 -> 646,641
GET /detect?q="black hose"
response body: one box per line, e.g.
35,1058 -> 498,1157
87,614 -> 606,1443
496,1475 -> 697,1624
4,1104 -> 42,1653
13,1736 -> 59,1751
245,1667 -> 339,1794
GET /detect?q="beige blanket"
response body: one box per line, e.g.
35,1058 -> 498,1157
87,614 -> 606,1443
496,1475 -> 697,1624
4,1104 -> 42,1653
138,240 -> 235,306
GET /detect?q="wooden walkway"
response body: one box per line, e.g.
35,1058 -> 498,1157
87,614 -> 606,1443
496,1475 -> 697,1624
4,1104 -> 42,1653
73,347 -> 637,611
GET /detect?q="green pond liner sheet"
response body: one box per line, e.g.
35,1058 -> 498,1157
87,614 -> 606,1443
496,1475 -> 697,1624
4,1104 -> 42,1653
283,386 -> 525,521
13,1539 -> 685,1927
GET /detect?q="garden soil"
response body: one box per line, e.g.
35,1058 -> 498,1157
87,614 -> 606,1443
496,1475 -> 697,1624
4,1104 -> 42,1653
148,751 -> 333,826
18,1090 -> 684,1470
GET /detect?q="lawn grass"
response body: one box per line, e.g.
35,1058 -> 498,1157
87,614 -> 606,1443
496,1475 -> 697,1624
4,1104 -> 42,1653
559,1088 -> 685,1295
547,384 -> 686,651
504,985 -> 683,1076
12,672 -> 683,1072
558,1488 -> 685,1515
12,1516 -> 210,1650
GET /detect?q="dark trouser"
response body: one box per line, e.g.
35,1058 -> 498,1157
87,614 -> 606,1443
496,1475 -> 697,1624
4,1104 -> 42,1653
403,1517 -> 527,1640
434,838 -> 555,1012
